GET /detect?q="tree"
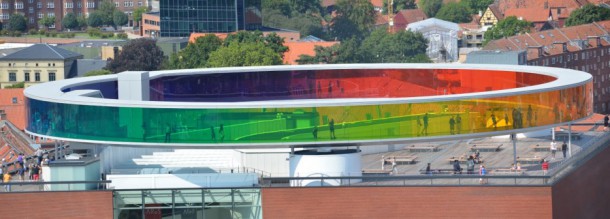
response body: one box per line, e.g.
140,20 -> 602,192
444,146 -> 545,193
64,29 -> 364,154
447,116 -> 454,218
224,31 -> 288,57
330,0 -> 376,40
8,13 -> 27,31
132,7 -> 149,26
484,16 -> 532,44
105,38 -> 165,73
382,0 -> 417,14
166,34 -> 223,69
460,0 -> 494,14
77,15 -> 88,30
435,2 -> 472,23
262,0 -> 291,16
62,13 -> 79,30
419,0 -> 443,17
84,69 -> 112,77
113,10 -> 129,27
207,42 -> 283,67
263,9 -> 324,38
5,82 -> 25,88
88,11 -> 105,27
565,4 -> 610,27
361,29 -> 430,63
290,0 -> 320,14
38,16 -> 55,31
98,0 -> 117,26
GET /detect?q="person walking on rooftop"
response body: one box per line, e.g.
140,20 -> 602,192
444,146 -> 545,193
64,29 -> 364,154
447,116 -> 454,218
550,140 -> 557,159
479,165 -> 487,184
329,119 -> 336,140
3,172 -> 11,192
453,160 -> 462,174
466,156 -> 475,174
561,141 -> 568,158
542,160 -> 549,175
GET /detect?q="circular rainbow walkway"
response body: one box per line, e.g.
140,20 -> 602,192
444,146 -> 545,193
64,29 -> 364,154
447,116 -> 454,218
24,64 -> 593,148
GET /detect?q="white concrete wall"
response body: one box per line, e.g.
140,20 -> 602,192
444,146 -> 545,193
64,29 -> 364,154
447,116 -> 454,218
289,150 -> 362,186
107,173 -> 258,189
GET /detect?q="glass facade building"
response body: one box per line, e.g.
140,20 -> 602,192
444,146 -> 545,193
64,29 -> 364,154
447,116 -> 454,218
24,66 -> 593,146
159,0 -> 262,37
114,188 -> 262,219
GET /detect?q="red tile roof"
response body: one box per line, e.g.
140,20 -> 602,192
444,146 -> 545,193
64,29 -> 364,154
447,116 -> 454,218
483,20 -> 610,60
370,0 -> 383,7
494,0 -> 589,21
283,41 -> 340,65
504,8 -> 552,23
0,88 -> 26,130
386,9 -> 427,31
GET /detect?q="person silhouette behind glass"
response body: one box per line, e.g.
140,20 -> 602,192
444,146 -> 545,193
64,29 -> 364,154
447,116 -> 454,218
329,119 -> 336,140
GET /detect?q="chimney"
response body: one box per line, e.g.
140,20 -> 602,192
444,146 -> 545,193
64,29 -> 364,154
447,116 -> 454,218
553,42 -> 568,53
527,46 -> 544,58
588,36 -> 602,47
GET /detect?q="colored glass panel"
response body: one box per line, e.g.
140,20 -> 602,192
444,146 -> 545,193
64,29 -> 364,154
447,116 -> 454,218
26,83 -> 592,145
149,69 -> 555,102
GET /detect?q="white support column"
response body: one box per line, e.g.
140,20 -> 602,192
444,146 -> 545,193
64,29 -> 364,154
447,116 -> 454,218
511,134 -> 517,166
118,71 -> 150,140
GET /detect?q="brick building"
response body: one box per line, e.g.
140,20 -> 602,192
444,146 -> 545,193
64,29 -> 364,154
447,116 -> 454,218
484,20 -> 610,113
0,0 -> 148,31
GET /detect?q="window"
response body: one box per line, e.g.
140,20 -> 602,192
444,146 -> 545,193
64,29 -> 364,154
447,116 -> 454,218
47,2 -> 54,8
0,14 -> 8,20
9,72 -> 16,82
87,2 -> 95,8
15,2 -> 23,9
77,2 -> 82,8
35,72 -> 40,81
48,12 -> 55,18
52,63 -> 55,67
11,97 -> 17,104
25,73 -> 30,81
28,6 -> 33,13
65,2 -> 73,8
38,13 -> 43,18
138,1 -> 143,6
115,2 -> 119,7
29,17 -> 34,23
0,3 -> 9,9
49,72 -> 56,81
37,2 -> 42,8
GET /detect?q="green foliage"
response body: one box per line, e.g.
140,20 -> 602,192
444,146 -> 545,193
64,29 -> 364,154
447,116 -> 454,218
88,11 -> 105,27
106,38 -> 165,73
207,42 -> 283,67
132,7 -> 149,25
224,31 -> 288,56
435,2 -> 472,23
262,0 -> 291,16
38,29 -> 46,35
77,15 -> 88,30
263,9 -> 324,38
99,0 -> 117,26
38,16 -> 56,30
5,82 -> 25,88
28,29 -> 38,35
382,0 -> 417,14
167,34 -> 223,69
8,13 -> 27,32
483,16 -> 532,45
113,10 -> 129,27
45,30 -> 58,37
84,69 -> 112,77
116,33 -> 128,39
419,0 -> 443,17
87,28 -> 102,37
565,4 -> 610,27
290,0 -> 320,14
331,0 -> 376,40
299,29 -> 430,64
460,0 -> 494,14
361,29 -> 430,63
62,12 -> 79,30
